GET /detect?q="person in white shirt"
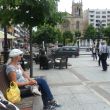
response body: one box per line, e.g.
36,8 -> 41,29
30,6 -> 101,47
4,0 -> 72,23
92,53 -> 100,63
99,41 -> 109,71
92,45 -> 97,60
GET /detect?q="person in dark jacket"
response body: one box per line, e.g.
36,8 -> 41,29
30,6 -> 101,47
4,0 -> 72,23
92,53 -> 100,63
39,50 -> 49,69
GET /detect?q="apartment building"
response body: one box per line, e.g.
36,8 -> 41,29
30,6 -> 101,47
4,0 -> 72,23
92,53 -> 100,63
84,9 -> 110,28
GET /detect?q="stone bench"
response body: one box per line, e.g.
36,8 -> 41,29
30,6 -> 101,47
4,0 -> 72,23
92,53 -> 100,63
53,56 -> 68,69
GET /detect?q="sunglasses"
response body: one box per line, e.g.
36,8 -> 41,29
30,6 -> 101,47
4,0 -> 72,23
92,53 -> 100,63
19,54 -> 23,57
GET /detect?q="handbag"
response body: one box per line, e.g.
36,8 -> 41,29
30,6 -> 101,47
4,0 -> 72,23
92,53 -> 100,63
6,81 -> 21,104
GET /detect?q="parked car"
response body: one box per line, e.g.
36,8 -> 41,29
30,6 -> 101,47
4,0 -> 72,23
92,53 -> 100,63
51,46 -> 79,58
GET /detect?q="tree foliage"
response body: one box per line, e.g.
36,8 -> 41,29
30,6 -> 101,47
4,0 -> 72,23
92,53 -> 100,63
63,31 -> 73,45
0,0 -> 59,28
75,31 -> 81,38
104,26 -> 110,37
32,24 -> 62,44
83,24 -> 96,41
103,26 -> 110,44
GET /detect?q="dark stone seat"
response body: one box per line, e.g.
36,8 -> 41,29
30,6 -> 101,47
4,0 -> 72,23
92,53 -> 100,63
54,56 -> 68,69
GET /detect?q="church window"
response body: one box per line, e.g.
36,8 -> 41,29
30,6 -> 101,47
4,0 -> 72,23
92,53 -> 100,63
76,21 -> 80,30
75,7 -> 81,17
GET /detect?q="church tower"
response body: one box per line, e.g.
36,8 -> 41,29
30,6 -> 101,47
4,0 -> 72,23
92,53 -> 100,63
72,0 -> 83,18
72,0 -> 83,32
58,0 -> 84,34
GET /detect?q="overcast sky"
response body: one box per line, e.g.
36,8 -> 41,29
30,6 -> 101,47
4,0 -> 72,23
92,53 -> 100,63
58,0 -> 110,13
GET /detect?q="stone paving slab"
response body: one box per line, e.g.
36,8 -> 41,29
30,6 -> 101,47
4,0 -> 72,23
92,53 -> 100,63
51,85 -> 110,110
100,84 -> 110,94
32,55 -> 110,110
33,65 -> 80,85
68,56 -> 110,82
51,85 -> 91,95
69,67 -> 110,82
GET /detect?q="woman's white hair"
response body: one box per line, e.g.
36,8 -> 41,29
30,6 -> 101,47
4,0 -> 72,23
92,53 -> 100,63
6,48 -> 23,65
6,58 -> 12,65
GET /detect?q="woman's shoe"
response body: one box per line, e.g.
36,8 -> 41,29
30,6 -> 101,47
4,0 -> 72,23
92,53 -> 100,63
48,100 -> 61,108
43,105 -> 56,110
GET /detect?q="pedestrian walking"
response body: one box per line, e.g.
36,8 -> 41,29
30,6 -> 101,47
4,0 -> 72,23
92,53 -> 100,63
92,45 -> 97,60
99,41 -> 109,71
97,43 -> 101,66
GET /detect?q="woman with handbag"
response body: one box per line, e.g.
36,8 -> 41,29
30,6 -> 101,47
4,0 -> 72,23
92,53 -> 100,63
6,49 -> 61,110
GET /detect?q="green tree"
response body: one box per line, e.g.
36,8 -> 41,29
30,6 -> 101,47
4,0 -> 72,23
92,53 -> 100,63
63,31 -> 73,45
75,31 -> 81,38
32,25 -> 62,45
84,24 -> 97,42
0,0 -> 60,27
0,0 -> 59,76
103,26 -> 110,45
74,31 -> 81,47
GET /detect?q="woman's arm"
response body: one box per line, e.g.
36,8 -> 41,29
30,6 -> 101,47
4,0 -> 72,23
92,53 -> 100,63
23,71 -> 37,84
7,71 -> 36,87
19,64 -> 32,81
20,64 -> 37,84
23,71 -> 31,80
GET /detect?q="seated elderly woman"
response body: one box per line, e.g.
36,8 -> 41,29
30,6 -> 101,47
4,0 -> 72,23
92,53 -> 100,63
6,49 -> 61,110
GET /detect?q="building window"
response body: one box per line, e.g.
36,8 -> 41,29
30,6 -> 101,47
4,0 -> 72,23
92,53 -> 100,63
107,19 -> 110,22
76,21 -> 80,30
102,24 -> 106,26
75,7 -> 81,17
107,15 -> 110,17
102,20 -> 106,22
107,11 -> 110,13
89,11 -> 94,13
96,24 -> 99,26
102,16 -> 106,18
96,20 -> 100,22
96,11 -> 100,14
90,19 -> 94,22
96,16 -> 100,18
90,15 -> 94,17
102,11 -> 106,14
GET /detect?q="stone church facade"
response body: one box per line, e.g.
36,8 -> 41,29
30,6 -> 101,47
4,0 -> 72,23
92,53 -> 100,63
59,0 -> 84,33
58,0 -> 92,47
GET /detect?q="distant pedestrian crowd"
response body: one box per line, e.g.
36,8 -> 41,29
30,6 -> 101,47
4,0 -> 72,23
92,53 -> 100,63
91,40 -> 109,71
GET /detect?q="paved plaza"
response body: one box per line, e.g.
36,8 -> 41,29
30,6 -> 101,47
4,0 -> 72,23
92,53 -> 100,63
32,52 -> 110,110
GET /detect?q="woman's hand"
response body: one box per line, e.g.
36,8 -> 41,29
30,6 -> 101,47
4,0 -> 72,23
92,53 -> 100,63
27,79 -> 37,85
30,79 -> 37,84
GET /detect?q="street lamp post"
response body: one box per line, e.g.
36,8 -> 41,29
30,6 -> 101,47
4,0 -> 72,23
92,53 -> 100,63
3,26 -> 9,63
97,20 -> 103,48
1,5 -> 9,63
29,26 -> 33,77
